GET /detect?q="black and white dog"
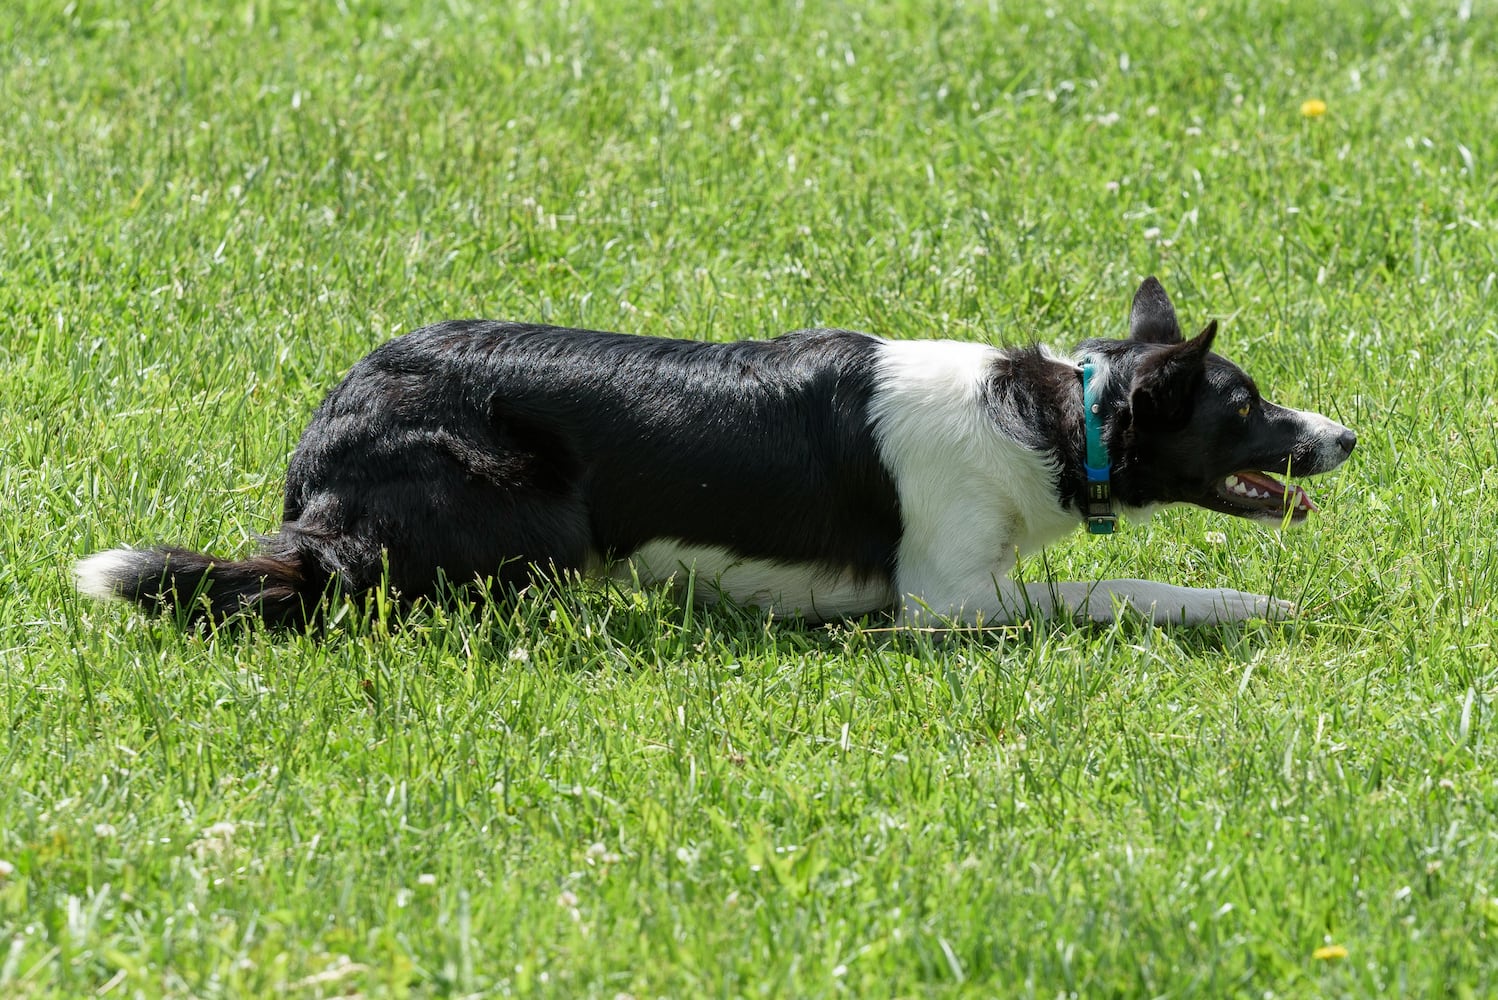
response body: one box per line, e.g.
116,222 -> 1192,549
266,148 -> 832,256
76,277 -> 1355,628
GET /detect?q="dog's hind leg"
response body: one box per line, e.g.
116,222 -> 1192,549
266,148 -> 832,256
287,479 -> 593,605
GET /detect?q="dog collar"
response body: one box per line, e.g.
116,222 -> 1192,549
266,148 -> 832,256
1079,359 -> 1117,534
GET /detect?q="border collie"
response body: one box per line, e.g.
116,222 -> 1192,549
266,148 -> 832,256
76,277 -> 1355,629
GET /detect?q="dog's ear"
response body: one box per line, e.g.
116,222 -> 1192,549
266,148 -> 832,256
1129,276 -> 1183,344
1128,320 -> 1217,427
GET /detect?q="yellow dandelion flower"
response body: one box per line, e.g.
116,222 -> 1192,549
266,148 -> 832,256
1300,99 -> 1328,118
1312,944 -> 1348,960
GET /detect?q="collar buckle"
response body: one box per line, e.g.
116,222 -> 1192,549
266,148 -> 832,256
1084,462 -> 1116,535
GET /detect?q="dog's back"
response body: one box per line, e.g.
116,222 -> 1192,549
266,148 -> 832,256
79,322 -> 905,624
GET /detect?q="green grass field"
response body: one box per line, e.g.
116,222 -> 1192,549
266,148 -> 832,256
5,0 -> 1498,995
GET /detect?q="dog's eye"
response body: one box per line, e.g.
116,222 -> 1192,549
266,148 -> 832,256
1237,403 -> 1251,418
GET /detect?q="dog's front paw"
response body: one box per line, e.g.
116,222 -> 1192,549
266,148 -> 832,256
1265,595 -> 1297,619
1201,588 -> 1295,623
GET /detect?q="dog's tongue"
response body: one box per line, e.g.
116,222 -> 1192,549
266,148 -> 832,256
1227,470 -> 1317,512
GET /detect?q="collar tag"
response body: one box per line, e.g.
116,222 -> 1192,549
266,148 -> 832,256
1080,360 -> 1117,535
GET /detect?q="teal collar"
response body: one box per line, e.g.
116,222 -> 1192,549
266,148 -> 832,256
1079,359 -> 1117,534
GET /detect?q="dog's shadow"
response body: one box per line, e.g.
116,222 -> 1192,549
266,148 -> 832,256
141,569 -> 1304,675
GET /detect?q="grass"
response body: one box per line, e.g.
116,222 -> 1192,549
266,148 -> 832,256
4,0 -> 1498,995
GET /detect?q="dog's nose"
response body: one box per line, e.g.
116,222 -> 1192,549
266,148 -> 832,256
1337,428 -> 1357,454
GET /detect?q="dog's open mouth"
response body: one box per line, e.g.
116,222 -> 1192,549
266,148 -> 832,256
1214,470 -> 1318,522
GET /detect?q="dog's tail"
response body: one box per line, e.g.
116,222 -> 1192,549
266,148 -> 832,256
73,543 -> 327,628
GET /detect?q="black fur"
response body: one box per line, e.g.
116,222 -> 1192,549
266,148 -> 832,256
983,348 -> 1088,512
93,324 -> 902,625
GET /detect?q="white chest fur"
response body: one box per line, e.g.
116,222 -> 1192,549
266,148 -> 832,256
870,340 -> 1077,606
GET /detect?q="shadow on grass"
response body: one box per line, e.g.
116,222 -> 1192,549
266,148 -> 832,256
90,565 -> 1306,676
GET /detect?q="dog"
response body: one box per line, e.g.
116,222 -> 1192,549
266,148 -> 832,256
75,277 -> 1355,629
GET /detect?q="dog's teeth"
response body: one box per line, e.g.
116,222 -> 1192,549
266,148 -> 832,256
1225,475 -> 1239,487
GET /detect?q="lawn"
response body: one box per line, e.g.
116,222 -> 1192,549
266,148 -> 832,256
4,0 -> 1498,996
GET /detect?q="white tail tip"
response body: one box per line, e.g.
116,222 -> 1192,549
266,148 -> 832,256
74,548 -> 137,601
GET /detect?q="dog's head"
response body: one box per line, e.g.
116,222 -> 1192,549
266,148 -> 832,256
1077,277 -> 1355,525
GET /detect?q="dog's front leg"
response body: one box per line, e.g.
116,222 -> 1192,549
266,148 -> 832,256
901,578 -> 1293,627
1019,579 -> 1293,625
